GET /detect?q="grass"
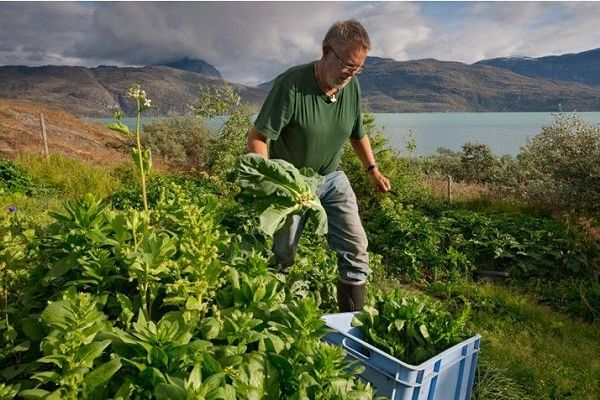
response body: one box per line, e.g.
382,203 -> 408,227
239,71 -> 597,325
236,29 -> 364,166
1,154 -> 133,222
425,177 -> 543,216
425,280 -> 600,400
16,153 -> 129,200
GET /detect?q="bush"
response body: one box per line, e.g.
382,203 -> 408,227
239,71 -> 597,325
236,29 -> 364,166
193,85 -> 253,178
142,114 -> 213,172
0,158 -> 53,196
517,113 -> 600,213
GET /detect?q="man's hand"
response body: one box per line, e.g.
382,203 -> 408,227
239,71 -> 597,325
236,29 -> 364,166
368,167 -> 391,192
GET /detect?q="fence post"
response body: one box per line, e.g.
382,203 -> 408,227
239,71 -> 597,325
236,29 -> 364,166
39,113 -> 50,163
447,175 -> 453,203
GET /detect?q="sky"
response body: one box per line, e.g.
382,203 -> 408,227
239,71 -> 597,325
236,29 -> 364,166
1,1 -> 599,86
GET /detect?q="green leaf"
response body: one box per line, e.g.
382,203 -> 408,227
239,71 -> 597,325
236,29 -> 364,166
107,121 -> 131,136
259,203 -> 298,236
116,293 -> 134,327
77,339 -> 111,366
154,384 -> 186,400
199,317 -> 221,340
40,300 -> 71,329
418,324 -> 430,340
31,370 -> 61,383
37,355 -> 67,368
18,389 -> 51,399
236,154 -> 327,236
131,147 -> 152,173
84,357 -> 122,389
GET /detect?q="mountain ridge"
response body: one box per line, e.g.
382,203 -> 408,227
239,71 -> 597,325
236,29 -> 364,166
474,48 -> 600,86
2,48 -> 600,116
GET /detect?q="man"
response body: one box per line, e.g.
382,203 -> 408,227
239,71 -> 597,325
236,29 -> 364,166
246,19 -> 391,312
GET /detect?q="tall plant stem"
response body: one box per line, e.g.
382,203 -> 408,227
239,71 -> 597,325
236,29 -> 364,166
2,272 -> 8,326
135,100 -> 148,211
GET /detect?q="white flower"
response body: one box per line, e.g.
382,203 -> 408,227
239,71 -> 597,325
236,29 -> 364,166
144,98 -> 152,107
127,83 -> 142,99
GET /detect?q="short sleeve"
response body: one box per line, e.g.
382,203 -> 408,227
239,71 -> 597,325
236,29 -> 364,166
350,79 -> 365,140
253,75 -> 295,141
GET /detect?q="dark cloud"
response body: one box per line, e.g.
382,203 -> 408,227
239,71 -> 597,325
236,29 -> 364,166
1,1 -> 599,85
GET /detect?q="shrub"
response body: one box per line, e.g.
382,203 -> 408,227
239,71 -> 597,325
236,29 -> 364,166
0,158 -> 54,196
142,114 -> 213,172
193,85 -> 253,178
517,113 -> 600,213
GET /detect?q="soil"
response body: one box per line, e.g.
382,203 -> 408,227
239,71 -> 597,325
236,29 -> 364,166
0,97 -> 130,164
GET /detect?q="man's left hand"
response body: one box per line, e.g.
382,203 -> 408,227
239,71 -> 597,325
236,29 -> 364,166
369,168 -> 391,192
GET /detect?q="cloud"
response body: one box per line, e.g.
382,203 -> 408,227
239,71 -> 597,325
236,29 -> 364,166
411,2 -> 600,63
66,2 -> 346,84
354,2 -> 432,60
1,1 -> 599,85
0,3 -> 92,64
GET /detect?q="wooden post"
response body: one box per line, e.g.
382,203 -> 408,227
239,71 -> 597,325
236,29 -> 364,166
447,175 -> 453,203
39,113 -> 49,163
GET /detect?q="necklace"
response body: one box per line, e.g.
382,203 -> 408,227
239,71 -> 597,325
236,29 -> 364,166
314,61 -> 337,103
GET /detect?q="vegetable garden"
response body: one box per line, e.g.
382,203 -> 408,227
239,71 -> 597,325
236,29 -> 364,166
1,85 -> 599,399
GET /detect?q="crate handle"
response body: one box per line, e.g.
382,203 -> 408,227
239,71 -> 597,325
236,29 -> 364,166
342,337 -> 372,360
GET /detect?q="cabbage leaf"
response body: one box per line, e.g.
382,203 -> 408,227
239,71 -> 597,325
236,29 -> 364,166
236,154 -> 327,236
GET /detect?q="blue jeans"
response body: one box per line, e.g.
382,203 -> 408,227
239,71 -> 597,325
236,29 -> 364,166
272,170 -> 369,283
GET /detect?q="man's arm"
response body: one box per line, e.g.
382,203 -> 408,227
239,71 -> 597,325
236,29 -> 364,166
350,136 -> 391,192
246,126 -> 269,158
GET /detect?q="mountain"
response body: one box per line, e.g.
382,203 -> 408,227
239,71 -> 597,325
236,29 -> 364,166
0,65 -> 266,118
3,50 -> 600,116
356,56 -> 600,112
473,48 -> 600,87
155,57 -> 222,79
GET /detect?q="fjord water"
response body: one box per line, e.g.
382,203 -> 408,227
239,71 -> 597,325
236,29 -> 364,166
93,112 -> 600,156
374,112 -> 600,156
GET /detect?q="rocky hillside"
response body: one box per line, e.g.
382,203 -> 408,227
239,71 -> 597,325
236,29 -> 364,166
357,57 -> 600,112
155,57 -> 222,79
0,98 -> 128,163
474,48 -> 600,87
0,65 -> 267,118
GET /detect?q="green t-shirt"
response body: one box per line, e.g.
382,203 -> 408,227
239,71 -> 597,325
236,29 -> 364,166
254,62 -> 365,175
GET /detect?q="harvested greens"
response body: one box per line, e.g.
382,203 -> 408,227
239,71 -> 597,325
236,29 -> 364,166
236,153 -> 328,236
352,289 -> 471,365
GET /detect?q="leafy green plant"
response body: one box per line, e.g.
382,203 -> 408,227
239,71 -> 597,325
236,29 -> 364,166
236,154 -> 327,236
0,383 -> 20,399
20,288 -> 120,399
0,159 -> 52,197
353,288 -> 471,365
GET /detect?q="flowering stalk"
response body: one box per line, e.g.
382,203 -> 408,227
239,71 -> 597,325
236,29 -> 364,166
134,93 -> 149,211
107,83 -> 153,211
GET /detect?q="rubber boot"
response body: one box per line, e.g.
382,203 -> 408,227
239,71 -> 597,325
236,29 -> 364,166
337,280 -> 366,312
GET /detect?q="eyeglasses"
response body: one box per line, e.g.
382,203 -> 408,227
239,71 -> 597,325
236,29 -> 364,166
328,46 -> 366,75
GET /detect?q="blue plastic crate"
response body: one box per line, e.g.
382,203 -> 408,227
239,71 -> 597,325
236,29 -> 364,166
322,312 -> 481,400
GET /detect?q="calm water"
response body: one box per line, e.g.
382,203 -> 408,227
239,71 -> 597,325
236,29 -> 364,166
92,112 -> 600,156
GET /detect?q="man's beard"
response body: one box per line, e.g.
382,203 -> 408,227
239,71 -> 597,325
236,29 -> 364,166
325,72 -> 351,91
